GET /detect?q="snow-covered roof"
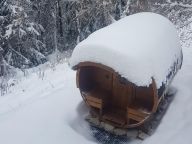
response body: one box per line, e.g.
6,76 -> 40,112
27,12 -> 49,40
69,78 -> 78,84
70,12 -> 182,88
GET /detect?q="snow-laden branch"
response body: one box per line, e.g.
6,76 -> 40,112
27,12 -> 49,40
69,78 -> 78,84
155,1 -> 192,8
9,48 -> 30,64
180,18 -> 192,28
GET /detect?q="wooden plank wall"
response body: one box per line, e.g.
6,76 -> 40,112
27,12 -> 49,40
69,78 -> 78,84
112,75 -> 128,109
92,67 -> 113,92
78,65 -> 155,113
135,86 -> 154,110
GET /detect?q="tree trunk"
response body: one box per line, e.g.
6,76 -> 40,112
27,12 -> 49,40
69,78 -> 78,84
53,1 -> 58,52
0,50 -> 3,76
57,0 -> 63,37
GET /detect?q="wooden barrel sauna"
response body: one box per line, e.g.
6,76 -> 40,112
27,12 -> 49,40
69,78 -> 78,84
70,12 -> 183,129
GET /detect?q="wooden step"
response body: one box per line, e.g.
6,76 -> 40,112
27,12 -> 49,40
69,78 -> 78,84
82,87 -> 110,109
102,107 -> 127,126
102,111 -> 126,126
87,100 -> 102,109
128,107 -> 149,122
82,90 -> 102,109
86,95 -> 102,104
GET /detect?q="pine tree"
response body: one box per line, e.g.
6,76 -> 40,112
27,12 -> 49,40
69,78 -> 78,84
0,0 -> 46,69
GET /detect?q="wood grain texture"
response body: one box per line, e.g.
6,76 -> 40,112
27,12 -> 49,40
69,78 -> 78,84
76,62 -> 161,128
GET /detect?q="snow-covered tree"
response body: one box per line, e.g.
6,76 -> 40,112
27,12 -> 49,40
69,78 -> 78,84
0,0 -> 191,74
60,0 -> 127,50
0,0 -> 46,69
0,0 -> 128,70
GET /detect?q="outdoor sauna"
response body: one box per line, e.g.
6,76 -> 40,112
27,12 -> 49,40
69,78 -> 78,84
70,12 -> 183,128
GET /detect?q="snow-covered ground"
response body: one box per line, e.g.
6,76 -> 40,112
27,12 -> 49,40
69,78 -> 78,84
0,35 -> 192,144
0,63 -> 96,144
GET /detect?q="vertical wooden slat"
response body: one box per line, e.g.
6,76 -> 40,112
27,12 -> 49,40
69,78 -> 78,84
76,69 -> 80,88
151,77 -> 159,113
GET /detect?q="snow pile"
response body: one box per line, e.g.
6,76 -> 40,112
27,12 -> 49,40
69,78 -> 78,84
70,12 -> 182,88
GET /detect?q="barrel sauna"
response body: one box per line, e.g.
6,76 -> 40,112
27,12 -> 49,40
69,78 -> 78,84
70,12 -> 183,129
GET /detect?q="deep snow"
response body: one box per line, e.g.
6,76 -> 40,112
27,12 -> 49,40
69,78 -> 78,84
0,42 -> 191,144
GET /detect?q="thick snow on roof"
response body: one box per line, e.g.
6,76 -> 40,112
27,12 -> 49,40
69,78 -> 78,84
70,12 -> 182,88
